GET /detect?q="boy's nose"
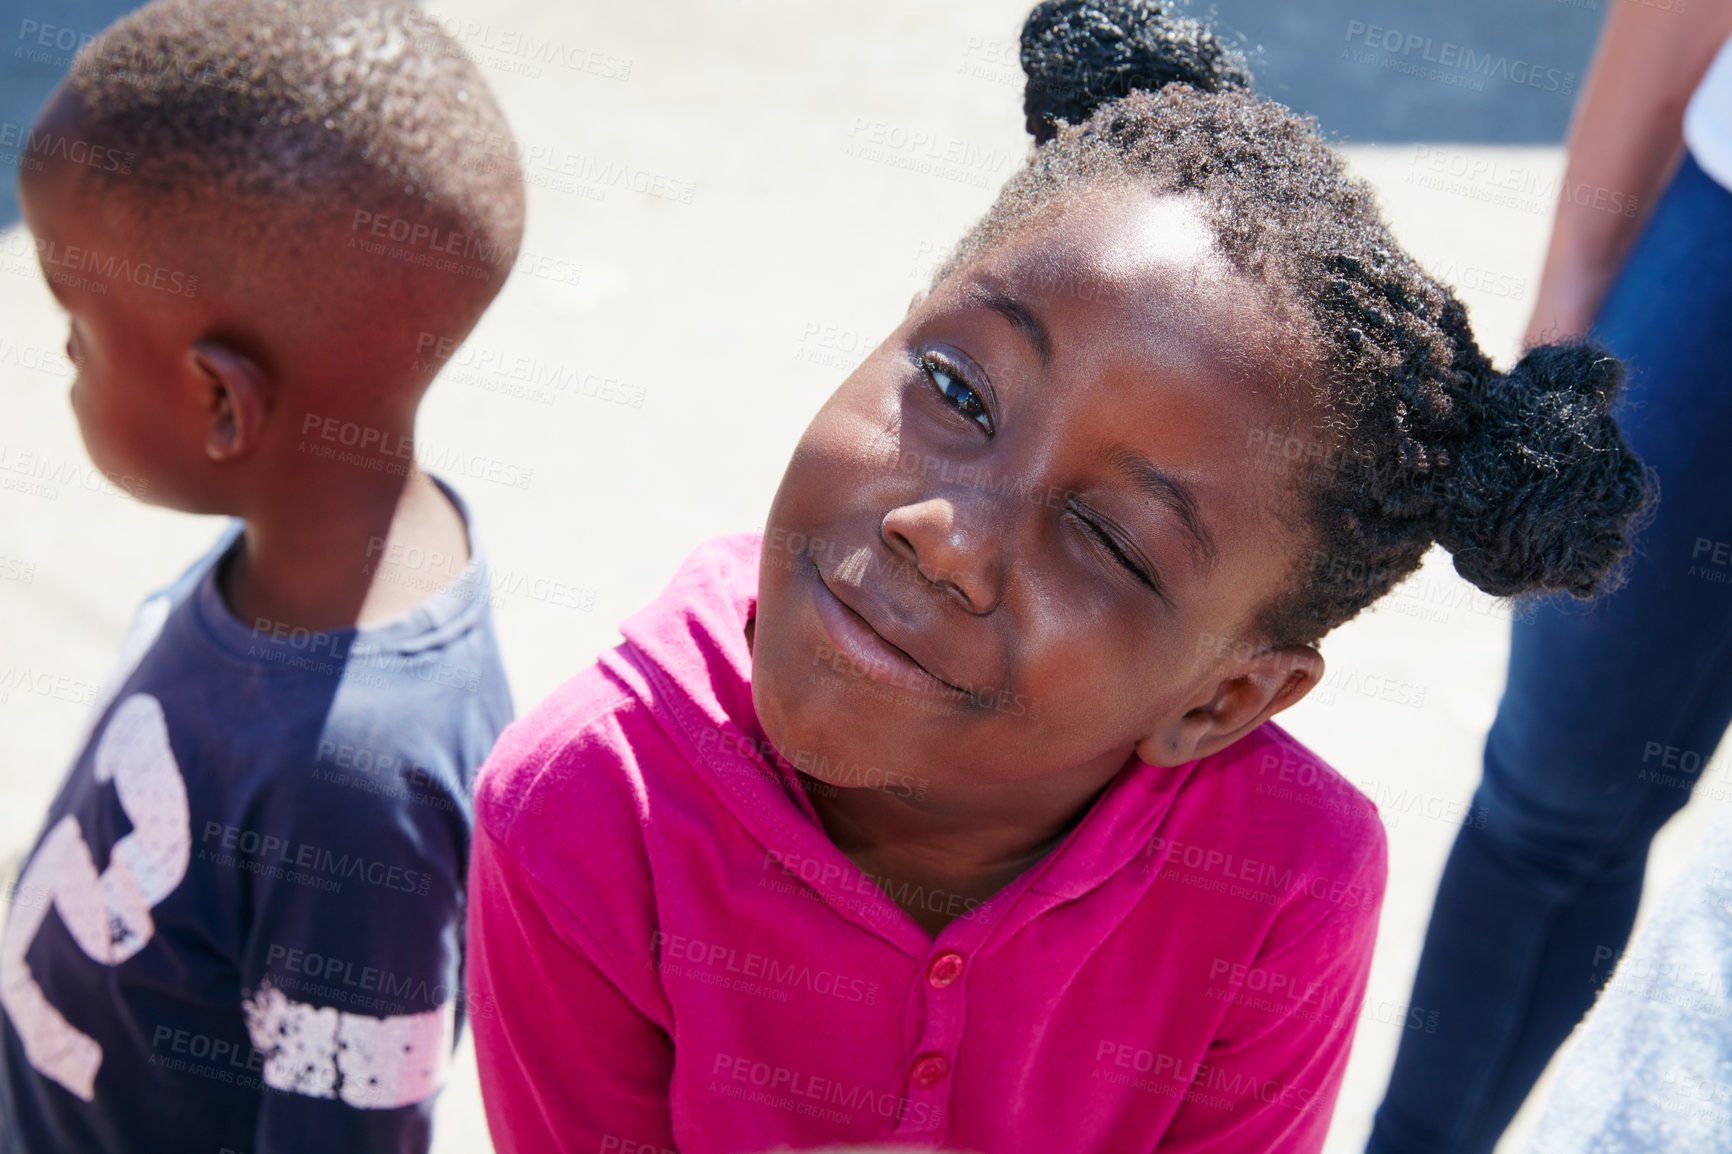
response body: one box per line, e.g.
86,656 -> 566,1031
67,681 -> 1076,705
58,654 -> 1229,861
880,495 -> 1006,615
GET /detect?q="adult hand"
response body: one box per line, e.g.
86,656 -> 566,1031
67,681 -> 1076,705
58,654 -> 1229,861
1522,264 -> 1614,350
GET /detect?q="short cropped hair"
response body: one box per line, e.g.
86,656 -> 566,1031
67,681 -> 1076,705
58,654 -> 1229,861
53,0 -> 523,279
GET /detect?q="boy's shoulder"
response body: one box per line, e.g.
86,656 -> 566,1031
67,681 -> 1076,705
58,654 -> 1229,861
76,520 -> 510,820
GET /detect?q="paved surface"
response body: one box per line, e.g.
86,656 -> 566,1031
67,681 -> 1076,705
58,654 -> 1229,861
0,2 -> 1719,1152
0,0 -> 1605,223
1201,0 -> 1602,143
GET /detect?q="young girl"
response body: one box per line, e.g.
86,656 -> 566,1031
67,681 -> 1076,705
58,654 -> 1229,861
465,3 -> 1647,1151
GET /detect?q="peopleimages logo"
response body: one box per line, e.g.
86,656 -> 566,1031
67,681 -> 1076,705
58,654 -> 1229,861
1342,20 -> 1576,95
1407,146 -> 1641,220
198,822 -> 432,896
32,239 -> 196,296
708,1052 -> 942,1128
0,120 -> 132,174
650,931 -> 880,1005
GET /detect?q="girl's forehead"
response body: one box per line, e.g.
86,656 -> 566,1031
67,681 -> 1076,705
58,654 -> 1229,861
998,189 -> 1228,279
958,190 -> 1306,398
1072,191 -> 1228,282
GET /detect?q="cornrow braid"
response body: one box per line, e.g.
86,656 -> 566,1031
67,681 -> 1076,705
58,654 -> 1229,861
936,0 -> 1648,646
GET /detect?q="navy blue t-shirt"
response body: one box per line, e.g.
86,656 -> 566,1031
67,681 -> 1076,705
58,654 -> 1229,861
0,486 -> 512,1153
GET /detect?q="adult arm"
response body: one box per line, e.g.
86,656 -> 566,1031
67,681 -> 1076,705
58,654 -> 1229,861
1525,0 -> 1732,346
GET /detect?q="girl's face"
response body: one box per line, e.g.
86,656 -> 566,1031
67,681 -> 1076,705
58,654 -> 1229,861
753,189 -> 1314,794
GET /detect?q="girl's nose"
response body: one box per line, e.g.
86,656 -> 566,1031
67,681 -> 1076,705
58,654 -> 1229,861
880,494 -> 1006,615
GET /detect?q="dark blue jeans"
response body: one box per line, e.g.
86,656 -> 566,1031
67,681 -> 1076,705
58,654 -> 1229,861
1368,151 -> 1732,1154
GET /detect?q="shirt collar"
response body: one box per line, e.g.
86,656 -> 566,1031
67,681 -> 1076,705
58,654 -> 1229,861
611,531 -> 1220,948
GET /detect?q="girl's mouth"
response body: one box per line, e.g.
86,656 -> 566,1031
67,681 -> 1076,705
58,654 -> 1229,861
809,561 -> 972,703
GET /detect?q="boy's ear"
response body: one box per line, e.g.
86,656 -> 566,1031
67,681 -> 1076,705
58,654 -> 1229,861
190,340 -> 269,462
1134,644 -> 1323,767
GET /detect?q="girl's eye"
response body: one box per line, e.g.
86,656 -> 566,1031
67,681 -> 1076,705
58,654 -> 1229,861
922,356 -> 993,435
1072,507 -> 1163,597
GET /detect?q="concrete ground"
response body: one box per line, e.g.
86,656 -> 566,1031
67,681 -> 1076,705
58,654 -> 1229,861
0,1 -> 1720,1152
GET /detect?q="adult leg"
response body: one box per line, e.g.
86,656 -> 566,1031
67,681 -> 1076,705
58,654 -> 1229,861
1368,153 -> 1732,1154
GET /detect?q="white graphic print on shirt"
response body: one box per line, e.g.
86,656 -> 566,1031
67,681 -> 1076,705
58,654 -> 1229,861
0,694 -> 189,1100
2,689 -> 456,1110
242,985 -> 454,1108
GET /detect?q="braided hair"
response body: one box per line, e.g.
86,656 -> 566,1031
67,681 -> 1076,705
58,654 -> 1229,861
940,0 -> 1648,646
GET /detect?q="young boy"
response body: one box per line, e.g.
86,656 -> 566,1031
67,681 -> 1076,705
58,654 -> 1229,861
0,1 -> 525,1150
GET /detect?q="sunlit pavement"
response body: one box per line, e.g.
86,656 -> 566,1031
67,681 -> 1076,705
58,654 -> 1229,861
0,3 -> 1715,1152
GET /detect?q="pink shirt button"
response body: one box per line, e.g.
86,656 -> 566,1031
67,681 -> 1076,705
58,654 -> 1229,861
926,951 -> 965,988
909,1053 -> 949,1089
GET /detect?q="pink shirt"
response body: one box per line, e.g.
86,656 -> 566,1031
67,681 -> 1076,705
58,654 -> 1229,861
467,533 -> 1387,1154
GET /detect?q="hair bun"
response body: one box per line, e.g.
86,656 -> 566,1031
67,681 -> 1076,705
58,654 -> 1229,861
1435,343 -> 1650,598
1020,0 -> 1252,143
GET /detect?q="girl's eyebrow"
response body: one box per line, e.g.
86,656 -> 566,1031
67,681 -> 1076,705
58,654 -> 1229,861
1109,443 -> 1217,575
959,278 -> 1215,575
962,282 -> 1052,367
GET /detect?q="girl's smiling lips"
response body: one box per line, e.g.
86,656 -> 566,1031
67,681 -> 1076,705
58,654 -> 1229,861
806,551 -> 974,702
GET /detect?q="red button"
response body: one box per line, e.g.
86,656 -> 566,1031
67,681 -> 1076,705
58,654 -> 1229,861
909,1053 -> 949,1089
926,951 -> 965,988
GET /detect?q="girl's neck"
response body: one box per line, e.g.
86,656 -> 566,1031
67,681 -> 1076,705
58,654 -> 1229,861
803,760 -> 1122,936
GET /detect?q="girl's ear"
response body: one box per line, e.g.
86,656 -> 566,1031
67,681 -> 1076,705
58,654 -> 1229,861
190,340 -> 269,463
1134,644 -> 1323,766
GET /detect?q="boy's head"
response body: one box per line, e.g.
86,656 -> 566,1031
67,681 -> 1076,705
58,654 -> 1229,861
19,0 -> 525,513
751,0 -> 1647,793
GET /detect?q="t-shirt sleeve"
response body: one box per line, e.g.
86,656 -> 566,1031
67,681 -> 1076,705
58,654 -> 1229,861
466,822 -> 677,1154
1155,820 -> 1388,1153
234,761 -> 470,1154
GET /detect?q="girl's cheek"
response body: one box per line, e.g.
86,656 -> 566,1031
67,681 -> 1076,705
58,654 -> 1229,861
802,405 -> 898,490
